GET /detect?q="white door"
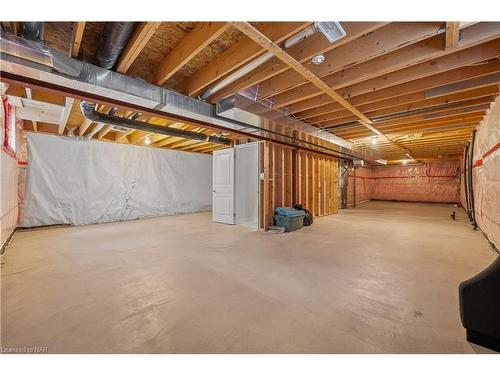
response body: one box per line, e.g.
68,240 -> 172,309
213,148 -> 235,224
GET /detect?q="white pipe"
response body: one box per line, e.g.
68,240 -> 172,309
200,52 -> 274,100
284,25 -> 316,49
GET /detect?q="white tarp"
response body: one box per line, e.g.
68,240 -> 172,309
21,133 -> 212,227
472,96 -> 500,248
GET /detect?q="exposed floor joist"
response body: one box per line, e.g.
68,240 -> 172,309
116,22 -> 161,73
231,21 -> 416,160
154,22 -> 230,85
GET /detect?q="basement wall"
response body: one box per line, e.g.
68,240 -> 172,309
1,146 -> 18,249
371,161 -> 460,203
347,166 -> 372,206
21,133 -> 213,227
344,161 -> 461,206
469,96 -> 500,248
259,142 -> 339,230
0,103 -> 18,249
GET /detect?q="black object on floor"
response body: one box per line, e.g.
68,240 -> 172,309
293,204 -> 313,226
450,211 -> 456,220
459,256 -> 500,353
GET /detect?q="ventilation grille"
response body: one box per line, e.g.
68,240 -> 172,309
315,22 -> 347,43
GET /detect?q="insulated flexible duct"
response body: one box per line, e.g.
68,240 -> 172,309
80,102 -> 231,146
20,22 -> 45,42
95,22 -> 136,69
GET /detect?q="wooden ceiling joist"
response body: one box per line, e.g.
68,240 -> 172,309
286,59 -> 500,115
154,22 -> 230,85
207,22 -> 388,102
183,22 -> 312,97
319,95 -> 497,128
13,21 -> 500,161
70,22 -> 86,58
445,22 -> 461,50
271,34 -> 500,109
117,22 -> 161,74
231,21 -> 415,160
257,22 -> 444,100
298,85 -> 500,121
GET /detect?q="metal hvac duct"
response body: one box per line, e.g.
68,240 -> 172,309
95,22 -> 136,69
80,102 -> 231,145
20,22 -> 45,42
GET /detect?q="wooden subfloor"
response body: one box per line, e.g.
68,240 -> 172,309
1,202 -> 497,353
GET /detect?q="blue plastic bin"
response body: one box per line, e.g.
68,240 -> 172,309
274,207 -> 305,232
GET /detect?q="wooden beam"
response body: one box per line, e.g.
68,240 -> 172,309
231,23 -> 372,124
318,95 -> 497,128
116,22 -> 161,73
129,131 -> 152,144
257,22 -> 443,100
24,88 -> 37,131
271,30 -> 500,109
70,22 -> 86,58
231,22 -> 415,160
445,22 -> 461,50
207,22 -> 388,102
183,22 -> 311,96
154,22 -> 230,85
58,97 -> 75,135
2,22 -> 19,35
285,59 -> 500,115
78,117 -> 92,136
298,85 -> 500,121
97,125 -> 113,139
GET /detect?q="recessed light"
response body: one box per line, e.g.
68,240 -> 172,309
312,54 -> 325,65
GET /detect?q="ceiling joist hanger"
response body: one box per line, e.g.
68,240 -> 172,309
230,22 -> 416,160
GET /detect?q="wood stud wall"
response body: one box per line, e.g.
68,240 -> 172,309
260,141 -> 339,230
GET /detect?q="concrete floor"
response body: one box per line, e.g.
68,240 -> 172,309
1,201 -> 497,353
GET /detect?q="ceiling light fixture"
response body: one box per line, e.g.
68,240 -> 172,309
371,135 -> 377,145
311,54 -> 325,65
144,135 -> 152,145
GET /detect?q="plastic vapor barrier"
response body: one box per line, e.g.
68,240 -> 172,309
471,96 -> 500,248
21,133 -> 213,227
371,161 -> 460,203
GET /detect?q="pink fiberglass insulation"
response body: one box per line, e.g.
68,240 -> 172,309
347,166 -> 372,206
370,161 -> 461,203
471,96 -> 500,248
